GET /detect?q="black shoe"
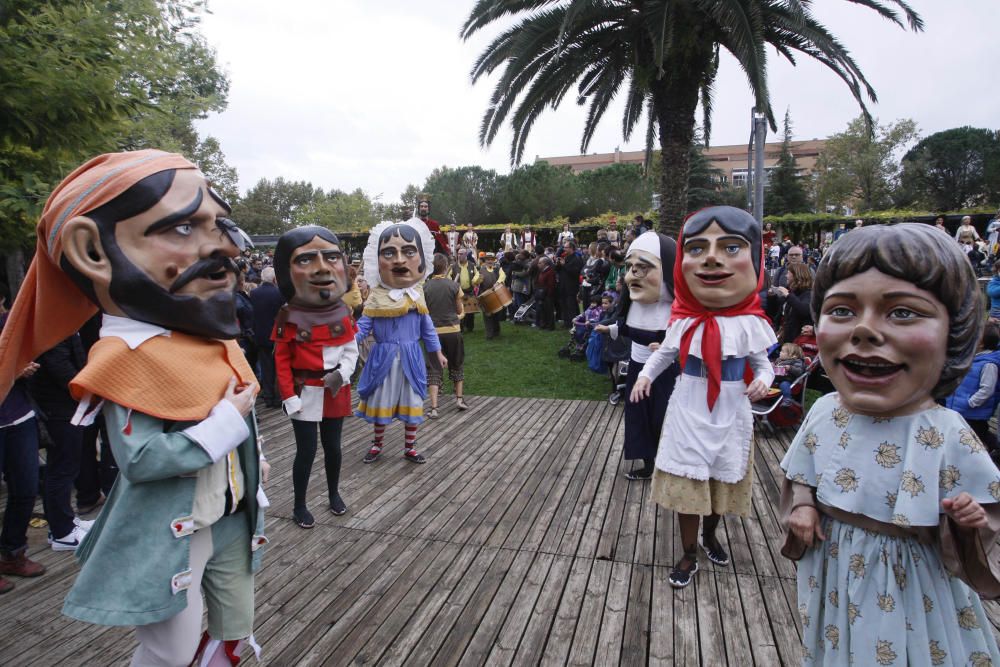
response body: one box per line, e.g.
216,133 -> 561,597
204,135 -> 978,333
330,495 -> 347,516
293,507 -> 315,529
702,536 -> 730,566
669,550 -> 699,588
363,446 -> 382,464
403,449 -> 426,464
624,468 -> 653,481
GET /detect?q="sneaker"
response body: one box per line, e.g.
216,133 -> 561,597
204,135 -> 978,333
363,446 -> 382,464
428,408 -> 439,419
702,536 -> 730,566
668,550 -> 699,588
74,517 -> 95,532
403,449 -> 426,464
0,550 -> 46,578
49,526 -> 87,552
330,495 -> 348,516
293,507 -> 315,529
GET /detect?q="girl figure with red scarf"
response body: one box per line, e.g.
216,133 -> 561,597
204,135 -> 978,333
631,206 -> 776,588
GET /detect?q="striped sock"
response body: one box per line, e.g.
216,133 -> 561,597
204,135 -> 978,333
404,424 -> 418,452
372,424 -> 385,450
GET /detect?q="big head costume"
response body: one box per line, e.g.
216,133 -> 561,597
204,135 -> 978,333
272,226 -> 359,525
0,150 -> 266,665
355,218 -> 442,463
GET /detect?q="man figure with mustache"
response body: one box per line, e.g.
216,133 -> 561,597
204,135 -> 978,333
0,150 -> 267,666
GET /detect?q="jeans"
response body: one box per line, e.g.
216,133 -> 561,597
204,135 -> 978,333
76,416 -> 118,506
0,418 -> 40,553
42,419 -> 84,540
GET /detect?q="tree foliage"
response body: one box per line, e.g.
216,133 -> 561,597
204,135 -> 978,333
899,127 -> 1000,211
499,162 -> 583,224
462,0 -> 921,235
766,109 -> 811,215
0,0 -> 232,255
298,189 -> 380,232
422,166 -> 505,227
812,116 -> 919,213
230,178 -> 324,235
576,163 -> 654,217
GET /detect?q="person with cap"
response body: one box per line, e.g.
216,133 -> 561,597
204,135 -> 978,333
416,193 -> 450,256
449,247 -> 481,333
355,218 -> 446,464
271,226 -> 359,527
479,252 -> 506,340
0,150 -> 268,665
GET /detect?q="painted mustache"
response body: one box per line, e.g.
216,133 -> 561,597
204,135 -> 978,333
169,256 -> 239,293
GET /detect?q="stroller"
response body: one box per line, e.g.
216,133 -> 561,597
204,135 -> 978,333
751,356 -> 820,435
513,296 -> 538,325
557,323 -> 588,361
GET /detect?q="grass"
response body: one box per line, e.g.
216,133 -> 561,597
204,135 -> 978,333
453,318 -> 612,401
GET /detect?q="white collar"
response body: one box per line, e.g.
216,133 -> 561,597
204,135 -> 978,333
387,286 -> 422,302
100,314 -> 171,350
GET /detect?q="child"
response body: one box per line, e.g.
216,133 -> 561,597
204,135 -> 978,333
631,207 -> 776,586
772,342 -> 807,400
272,226 -> 358,527
945,321 -> 1000,453
572,295 -> 603,344
356,218 -> 447,464
780,223 -> 1000,666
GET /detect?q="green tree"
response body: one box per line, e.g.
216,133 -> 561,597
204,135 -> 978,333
463,0 -> 921,235
423,166 -> 505,226
766,109 -> 811,215
498,162 -> 582,223
812,116 -> 919,212
899,127 -> 1000,210
648,129 -> 725,212
230,178 -> 324,235
299,189 -> 379,232
576,163 -> 653,217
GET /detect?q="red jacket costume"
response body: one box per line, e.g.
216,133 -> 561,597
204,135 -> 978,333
421,216 -> 450,256
272,311 -> 359,420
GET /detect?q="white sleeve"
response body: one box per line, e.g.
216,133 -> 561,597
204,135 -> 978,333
969,363 -> 998,408
337,338 -> 360,383
182,399 -> 250,462
747,350 -> 775,386
637,343 -> 678,383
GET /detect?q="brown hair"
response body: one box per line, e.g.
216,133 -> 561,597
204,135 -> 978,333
781,342 -> 804,359
811,223 -> 982,398
787,263 -> 813,291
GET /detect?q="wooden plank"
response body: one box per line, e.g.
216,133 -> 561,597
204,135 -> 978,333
480,552 -> 555,665
540,555 -> 594,666
565,558 -> 611,666
511,554 -> 573,666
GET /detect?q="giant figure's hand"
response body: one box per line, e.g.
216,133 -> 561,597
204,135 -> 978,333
224,376 -> 256,417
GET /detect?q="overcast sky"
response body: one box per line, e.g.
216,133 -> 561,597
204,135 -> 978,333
195,0 -> 999,203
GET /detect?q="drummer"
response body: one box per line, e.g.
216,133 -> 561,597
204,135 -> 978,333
479,252 -> 506,340
449,247 -> 480,333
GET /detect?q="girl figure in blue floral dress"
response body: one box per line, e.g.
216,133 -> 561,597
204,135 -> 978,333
355,218 -> 446,464
781,223 -> 1000,666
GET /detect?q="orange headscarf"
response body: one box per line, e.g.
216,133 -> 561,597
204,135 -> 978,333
0,150 -> 197,402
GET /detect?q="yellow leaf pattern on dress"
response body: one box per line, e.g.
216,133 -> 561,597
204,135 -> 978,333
809,575 -> 819,591
923,595 -> 933,613
960,428 -> 986,453
877,594 -> 896,612
791,473 -> 808,485
970,651 -> 993,667
828,588 -> 839,607
847,602 -> 860,625
849,554 -> 865,579
834,468 -> 860,492
893,563 -> 908,590
799,603 -> 809,628
832,407 -> 850,427
885,491 -> 898,509
874,441 -> 902,468
957,606 -> 980,630
839,431 -> 851,449
825,624 -> 840,650
829,542 -> 840,559
876,639 -> 897,665
804,432 -> 818,453
900,470 -> 925,498
990,480 -> 1000,502
929,640 -> 946,665
939,465 -> 961,491
891,513 -> 910,527
916,425 -> 944,450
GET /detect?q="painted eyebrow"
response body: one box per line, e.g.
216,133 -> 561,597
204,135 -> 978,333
207,187 -> 232,214
143,189 -> 204,236
824,290 -> 938,307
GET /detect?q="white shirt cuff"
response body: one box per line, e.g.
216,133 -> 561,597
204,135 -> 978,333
283,395 -> 303,415
183,399 -> 250,463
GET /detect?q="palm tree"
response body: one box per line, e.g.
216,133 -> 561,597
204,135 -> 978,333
462,0 -> 922,235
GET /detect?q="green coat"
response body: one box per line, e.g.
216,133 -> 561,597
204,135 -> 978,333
62,402 -> 267,627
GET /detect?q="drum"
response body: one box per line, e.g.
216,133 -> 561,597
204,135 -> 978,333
478,283 -> 513,315
461,294 -> 480,314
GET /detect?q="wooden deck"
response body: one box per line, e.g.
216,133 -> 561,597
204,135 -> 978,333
3,396 -> 1000,666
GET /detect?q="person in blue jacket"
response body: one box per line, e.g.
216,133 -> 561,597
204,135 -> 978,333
946,320 -> 1000,452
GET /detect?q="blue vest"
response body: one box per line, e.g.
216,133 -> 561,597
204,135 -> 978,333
946,351 -> 1000,420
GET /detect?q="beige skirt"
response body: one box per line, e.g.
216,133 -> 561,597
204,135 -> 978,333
649,437 -> 755,517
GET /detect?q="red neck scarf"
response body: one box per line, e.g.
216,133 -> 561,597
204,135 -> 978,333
669,232 -> 768,410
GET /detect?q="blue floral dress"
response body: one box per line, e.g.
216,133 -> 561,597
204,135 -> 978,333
781,393 -> 1000,666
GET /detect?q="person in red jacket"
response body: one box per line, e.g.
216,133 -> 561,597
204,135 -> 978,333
272,226 -> 359,528
535,257 -> 557,330
417,194 -> 450,256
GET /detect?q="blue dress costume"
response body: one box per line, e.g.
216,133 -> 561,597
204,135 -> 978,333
781,393 -> 1000,666
354,291 -> 441,425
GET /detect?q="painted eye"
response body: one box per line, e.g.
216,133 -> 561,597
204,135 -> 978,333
827,306 -> 854,317
324,251 -> 343,262
174,223 -> 193,236
725,244 -> 742,254
889,307 -> 919,320
403,248 -> 418,257
686,246 -> 704,256
379,249 -> 395,259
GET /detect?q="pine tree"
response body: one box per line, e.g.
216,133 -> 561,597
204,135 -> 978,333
766,109 -> 811,215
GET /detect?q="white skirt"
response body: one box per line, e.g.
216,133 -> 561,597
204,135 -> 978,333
654,374 -> 753,484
